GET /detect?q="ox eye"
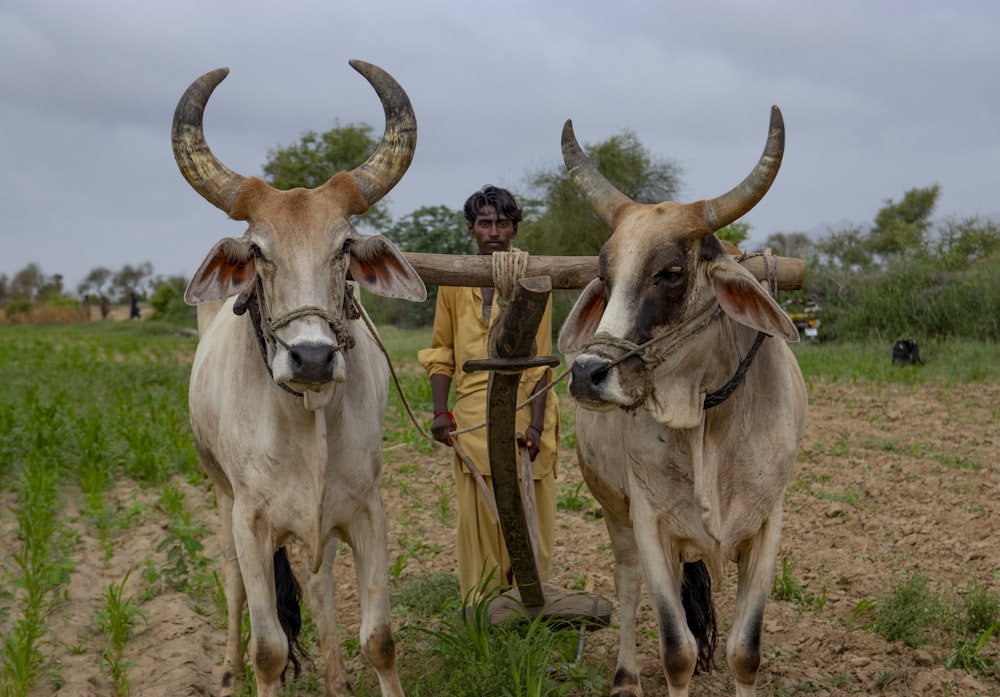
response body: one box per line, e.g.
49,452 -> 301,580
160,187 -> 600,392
337,239 -> 352,260
654,265 -> 684,285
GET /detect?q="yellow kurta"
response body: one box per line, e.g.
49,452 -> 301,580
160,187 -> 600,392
418,284 -> 559,600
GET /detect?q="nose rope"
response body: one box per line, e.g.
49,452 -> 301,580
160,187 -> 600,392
239,276 -> 361,398
583,299 -> 723,371
255,276 -> 358,354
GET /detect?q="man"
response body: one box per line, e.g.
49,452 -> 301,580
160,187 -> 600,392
418,185 -> 559,602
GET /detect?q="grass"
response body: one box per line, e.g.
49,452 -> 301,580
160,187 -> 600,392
791,339 -> 1000,385
852,572 -> 1000,676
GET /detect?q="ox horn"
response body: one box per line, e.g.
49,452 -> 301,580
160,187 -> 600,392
561,119 -> 635,228
702,106 -> 784,232
172,68 -> 247,213
345,60 -> 417,210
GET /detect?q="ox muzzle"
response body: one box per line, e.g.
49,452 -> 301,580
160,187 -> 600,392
238,279 -> 360,397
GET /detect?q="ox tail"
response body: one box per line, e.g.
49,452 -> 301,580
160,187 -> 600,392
681,560 -> 717,674
274,547 -> 304,681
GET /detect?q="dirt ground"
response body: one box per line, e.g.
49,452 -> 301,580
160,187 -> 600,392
18,379 -> 1000,696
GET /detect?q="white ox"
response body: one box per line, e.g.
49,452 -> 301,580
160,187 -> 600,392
172,61 -> 425,697
558,108 -> 808,697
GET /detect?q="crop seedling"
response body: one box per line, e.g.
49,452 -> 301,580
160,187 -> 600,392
94,571 -> 147,696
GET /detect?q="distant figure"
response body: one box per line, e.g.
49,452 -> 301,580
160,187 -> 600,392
129,292 -> 141,320
99,295 -> 110,319
892,339 -> 922,366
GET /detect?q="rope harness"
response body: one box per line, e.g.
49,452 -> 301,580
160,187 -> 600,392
230,247 -> 782,436
571,248 -> 783,411
235,275 -> 360,398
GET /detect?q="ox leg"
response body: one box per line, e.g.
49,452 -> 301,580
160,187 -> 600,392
632,514 -> 697,697
304,539 -> 352,697
217,491 -> 247,697
728,507 -> 783,697
348,497 -> 403,697
231,504 -> 287,697
604,516 -> 645,697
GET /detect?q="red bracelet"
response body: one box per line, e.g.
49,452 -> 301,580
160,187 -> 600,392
433,410 -> 456,427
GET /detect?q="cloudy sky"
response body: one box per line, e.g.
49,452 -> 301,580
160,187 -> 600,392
2,0 -> 997,291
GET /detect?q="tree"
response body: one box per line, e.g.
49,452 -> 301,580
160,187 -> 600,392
382,205 -> 470,255
9,263 -> 44,301
866,184 -> 940,260
934,215 -> 1000,269
110,262 -> 153,303
262,121 -> 391,232
760,231 -> 815,260
77,266 -> 113,300
366,205 -> 470,327
518,129 -> 683,257
717,221 -> 752,249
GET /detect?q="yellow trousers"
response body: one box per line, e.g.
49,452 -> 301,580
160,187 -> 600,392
453,457 -> 556,603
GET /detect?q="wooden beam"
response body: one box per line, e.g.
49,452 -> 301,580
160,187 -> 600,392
401,252 -> 804,290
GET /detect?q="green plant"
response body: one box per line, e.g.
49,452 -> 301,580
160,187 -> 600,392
945,623 -> 998,676
852,573 -> 949,648
94,571 -> 147,696
771,554 -> 826,612
155,496 -> 211,593
1,459 -> 77,697
556,481 -> 592,513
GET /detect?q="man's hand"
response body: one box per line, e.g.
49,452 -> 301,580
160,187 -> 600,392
431,411 -> 455,445
517,424 -> 543,461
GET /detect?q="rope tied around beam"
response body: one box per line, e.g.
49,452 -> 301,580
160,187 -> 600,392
487,247 -> 531,359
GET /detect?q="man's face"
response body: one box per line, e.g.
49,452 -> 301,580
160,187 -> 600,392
469,205 -> 515,255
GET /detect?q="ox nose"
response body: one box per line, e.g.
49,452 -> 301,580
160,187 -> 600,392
289,342 -> 336,384
569,357 -> 610,400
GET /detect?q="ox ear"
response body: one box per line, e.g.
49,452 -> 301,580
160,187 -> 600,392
349,235 -> 427,302
185,238 -> 257,305
710,259 -> 800,342
558,278 -> 606,354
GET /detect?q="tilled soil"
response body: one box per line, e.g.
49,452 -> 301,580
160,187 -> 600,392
16,380 -> 1000,696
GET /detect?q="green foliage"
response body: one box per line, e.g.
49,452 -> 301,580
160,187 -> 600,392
945,623 -> 999,676
717,220 -> 752,248
110,262 -> 153,302
867,184 -> 940,258
155,486 -> 212,593
391,577 -> 602,697
853,572 -> 1000,677
791,339 -> 1000,384
819,254 -> 1000,342
519,129 -> 682,260
792,185 -> 1000,342
365,205 -> 470,327
852,573 -> 948,648
771,554 -> 826,611
94,571 -> 147,696
262,120 -> 390,231
148,275 -> 195,324
515,129 -> 681,334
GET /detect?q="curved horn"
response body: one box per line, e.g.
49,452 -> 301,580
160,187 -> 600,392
702,106 -> 784,232
561,119 -> 634,228
172,68 -> 247,213
345,60 -> 417,210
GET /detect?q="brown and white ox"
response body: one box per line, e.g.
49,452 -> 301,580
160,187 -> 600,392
558,108 -> 808,697
172,61 -> 425,697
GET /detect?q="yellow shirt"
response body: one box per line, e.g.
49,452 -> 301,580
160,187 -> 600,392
418,284 -> 559,478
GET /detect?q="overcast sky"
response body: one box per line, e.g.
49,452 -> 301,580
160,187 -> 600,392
2,0 -> 997,291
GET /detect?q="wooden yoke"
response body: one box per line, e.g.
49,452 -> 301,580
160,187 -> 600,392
401,251 -> 804,290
